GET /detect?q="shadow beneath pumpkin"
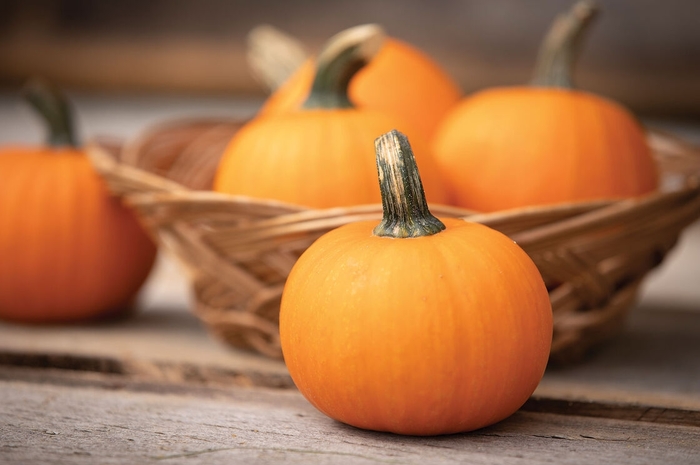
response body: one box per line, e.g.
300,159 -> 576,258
317,409 -> 534,441
0,302 -> 202,331
314,410 -> 579,450
0,303 -> 138,327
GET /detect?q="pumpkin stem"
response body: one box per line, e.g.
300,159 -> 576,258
23,78 -> 77,147
302,24 -> 385,110
373,130 -> 446,238
531,1 -> 599,89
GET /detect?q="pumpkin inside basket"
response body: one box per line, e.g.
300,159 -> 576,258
88,123 -> 700,365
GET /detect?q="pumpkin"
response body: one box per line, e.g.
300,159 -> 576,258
0,80 -> 157,323
259,24 -> 462,140
432,1 -> 658,212
280,129 -> 552,436
215,25 -> 448,208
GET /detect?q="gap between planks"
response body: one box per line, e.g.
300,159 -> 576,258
1,361 -> 699,430
2,368 -> 699,465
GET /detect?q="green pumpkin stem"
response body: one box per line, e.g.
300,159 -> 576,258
23,79 -> 77,147
531,1 -> 599,89
302,24 -> 385,110
373,130 -> 446,239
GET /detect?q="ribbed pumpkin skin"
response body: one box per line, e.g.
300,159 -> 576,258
280,218 -> 552,436
0,147 -> 157,323
432,87 -> 659,212
214,110 -> 449,208
260,39 -> 462,140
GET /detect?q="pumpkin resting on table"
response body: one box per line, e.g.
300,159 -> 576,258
280,130 -> 552,436
0,81 -> 157,323
214,25 -> 448,208
432,1 -> 658,212
259,25 -> 462,141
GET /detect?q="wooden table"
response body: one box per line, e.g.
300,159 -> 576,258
1,94 -> 699,464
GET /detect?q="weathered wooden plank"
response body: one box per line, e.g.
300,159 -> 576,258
522,397 -> 700,428
0,255 -> 289,381
0,349 -> 293,390
3,299 -> 699,407
539,300 -> 700,403
1,373 -> 699,465
3,364 -> 700,430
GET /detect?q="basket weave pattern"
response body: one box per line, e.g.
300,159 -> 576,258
91,121 -> 700,364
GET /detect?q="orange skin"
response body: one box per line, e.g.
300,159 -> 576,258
280,218 -> 552,436
0,147 -> 157,323
260,39 -> 463,140
214,109 -> 449,208
432,87 -> 659,212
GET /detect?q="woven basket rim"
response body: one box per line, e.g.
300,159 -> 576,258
88,126 -> 700,230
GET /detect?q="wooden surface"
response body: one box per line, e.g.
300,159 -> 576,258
2,369 -> 699,465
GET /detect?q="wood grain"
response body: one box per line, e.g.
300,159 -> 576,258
3,298 -> 699,406
1,373 -> 699,465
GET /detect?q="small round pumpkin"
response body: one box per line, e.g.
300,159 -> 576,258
215,25 -> 448,208
280,129 -> 552,436
259,24 -> 462,140
0,81 -> 157,323
432,1 -> 658,212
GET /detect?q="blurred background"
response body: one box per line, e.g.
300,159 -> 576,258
0,0 -> 698,119
1,0 -> 698,308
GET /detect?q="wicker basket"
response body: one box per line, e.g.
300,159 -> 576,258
89,121 -> 700,364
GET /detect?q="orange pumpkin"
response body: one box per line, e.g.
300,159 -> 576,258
433,1 -> 658,212
0,81 -> 157,323
280,130 -> 552,436
215,25 -> 448,208
259,25 -> 462,140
